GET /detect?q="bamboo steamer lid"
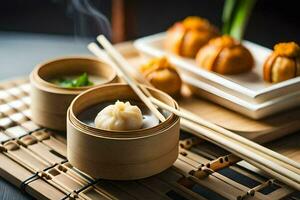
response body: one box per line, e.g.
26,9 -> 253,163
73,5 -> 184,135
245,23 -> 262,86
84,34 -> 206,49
67,83 -> 180,180
30,56 -> 118,131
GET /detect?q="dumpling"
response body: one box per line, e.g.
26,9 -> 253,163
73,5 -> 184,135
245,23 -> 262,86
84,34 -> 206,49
263,42 -> 300,83
196,35 -> 254,75
166,16 -> 219,58
94,101 -> 143,131
139,57 -> 182,96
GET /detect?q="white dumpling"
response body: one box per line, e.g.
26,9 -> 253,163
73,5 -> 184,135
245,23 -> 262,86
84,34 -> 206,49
94,101 -> 143,131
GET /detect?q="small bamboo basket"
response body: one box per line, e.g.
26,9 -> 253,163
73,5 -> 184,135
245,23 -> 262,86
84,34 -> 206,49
67,83 -> 180,180
30,56 -> 117,131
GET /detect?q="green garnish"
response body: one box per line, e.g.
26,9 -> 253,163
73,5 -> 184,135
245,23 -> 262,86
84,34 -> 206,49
222,0 -> 238,35
222,0 -> 256,40
52,73 -> 94,88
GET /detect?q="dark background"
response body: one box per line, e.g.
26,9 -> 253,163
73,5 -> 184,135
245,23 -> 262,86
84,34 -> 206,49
0,0 -> 299,48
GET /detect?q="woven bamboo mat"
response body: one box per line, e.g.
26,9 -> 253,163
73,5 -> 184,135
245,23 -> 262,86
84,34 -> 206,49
0,78 -> 299,200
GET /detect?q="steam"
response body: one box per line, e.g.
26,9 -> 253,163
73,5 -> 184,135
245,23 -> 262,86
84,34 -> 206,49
71,0 -> 112,41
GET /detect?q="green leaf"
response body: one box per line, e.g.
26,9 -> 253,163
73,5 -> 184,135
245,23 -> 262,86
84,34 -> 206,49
72,72 -> 94,87
222,0 -> 238,34
229,0 -> 256,40
222,0 -> 256,40
51,73 -> 94,88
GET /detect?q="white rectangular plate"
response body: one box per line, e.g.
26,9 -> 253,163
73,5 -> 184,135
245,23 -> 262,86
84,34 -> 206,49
134,33 -> 300,104
182,74 -> 300,119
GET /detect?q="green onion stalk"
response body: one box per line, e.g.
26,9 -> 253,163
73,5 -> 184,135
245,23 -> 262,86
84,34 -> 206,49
222,0 -> 257,41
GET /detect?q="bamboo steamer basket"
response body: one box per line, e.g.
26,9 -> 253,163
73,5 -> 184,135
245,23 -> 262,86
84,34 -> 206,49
30,56 -> 117,131
67,83 -> 180,180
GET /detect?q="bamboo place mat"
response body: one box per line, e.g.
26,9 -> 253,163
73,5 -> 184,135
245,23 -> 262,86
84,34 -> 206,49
0,78 -> 300,199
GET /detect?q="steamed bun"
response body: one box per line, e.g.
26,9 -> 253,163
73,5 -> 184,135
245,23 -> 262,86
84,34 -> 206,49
94,101 -> 143,131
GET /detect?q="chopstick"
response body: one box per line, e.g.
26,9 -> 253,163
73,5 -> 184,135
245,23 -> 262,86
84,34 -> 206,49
87,43 -> 165,122
181,118 -> 300,190
93,36 -> 299,170
151,97 -> 300,172
88,35 -> 300,190
93,35 -> 300,184
96,35 -> 155,99
95,35 -> 300,170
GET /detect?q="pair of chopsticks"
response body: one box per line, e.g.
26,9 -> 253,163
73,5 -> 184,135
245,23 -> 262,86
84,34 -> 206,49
88,35 -> 300,190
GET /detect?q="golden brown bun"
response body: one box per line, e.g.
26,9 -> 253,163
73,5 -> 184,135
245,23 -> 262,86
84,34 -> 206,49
140,57 -> 182,96
166,16 -> 219,58
195,36 -> 254,75
263,42 -> 300,83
